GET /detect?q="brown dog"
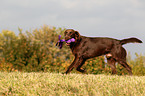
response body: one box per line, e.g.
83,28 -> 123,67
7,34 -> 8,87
64,29 -> 142,75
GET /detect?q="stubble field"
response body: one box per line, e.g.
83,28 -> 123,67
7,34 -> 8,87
0,72 -> 145,96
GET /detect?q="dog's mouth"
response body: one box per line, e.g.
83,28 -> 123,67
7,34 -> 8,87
65,39 -> 73,46
65,37 -> 75,46
66,43 -> 70,46
65,38 -> 70,46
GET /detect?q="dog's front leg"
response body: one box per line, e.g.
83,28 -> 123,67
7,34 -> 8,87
65,56 -> 83,74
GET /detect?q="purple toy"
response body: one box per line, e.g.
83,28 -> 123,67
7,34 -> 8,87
56,35 -> 75,49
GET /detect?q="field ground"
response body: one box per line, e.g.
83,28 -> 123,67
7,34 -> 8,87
0,72 -> 145,96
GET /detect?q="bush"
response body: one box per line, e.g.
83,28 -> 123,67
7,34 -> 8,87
127,53 -> 145,76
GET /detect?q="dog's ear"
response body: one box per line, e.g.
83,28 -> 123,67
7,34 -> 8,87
75,31 -> 80,40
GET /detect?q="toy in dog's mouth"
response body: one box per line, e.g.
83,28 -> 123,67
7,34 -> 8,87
65,38 -> 75,46
56,35 -> 75,49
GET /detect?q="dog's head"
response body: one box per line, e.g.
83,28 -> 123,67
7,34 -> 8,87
64,29 -> 80,46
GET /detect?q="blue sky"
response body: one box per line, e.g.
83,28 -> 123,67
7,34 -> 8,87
0,0 -> 145,58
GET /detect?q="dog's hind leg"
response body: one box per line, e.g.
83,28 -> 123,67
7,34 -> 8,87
106,56 -> 117,74
117,60 -> 133,75
112,46 -> 133,75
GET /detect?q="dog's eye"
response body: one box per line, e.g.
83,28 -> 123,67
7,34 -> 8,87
65,32 -> 67,35
70,32 -> 72,34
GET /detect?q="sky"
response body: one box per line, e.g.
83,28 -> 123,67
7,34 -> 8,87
0,0 -> 145,58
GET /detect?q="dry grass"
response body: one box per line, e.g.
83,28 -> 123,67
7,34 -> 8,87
0,72 -> 145,96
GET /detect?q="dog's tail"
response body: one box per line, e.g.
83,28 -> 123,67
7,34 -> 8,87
120,37 -> 143,45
